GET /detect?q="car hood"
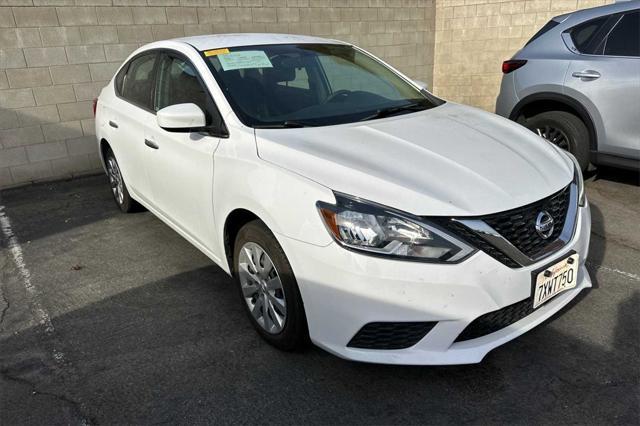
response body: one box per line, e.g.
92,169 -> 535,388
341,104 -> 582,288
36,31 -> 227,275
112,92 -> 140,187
255,103 -> 573,216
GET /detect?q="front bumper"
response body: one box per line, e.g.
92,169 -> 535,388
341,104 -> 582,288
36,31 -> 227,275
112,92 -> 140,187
278,203 -> 591,365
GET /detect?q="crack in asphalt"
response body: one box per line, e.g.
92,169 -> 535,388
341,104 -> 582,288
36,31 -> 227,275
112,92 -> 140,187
0,368 -> 92,425
586,261 -> 640,282
0,248 -> 9,330
0,285 -> 9,329
590,228 -> 640,254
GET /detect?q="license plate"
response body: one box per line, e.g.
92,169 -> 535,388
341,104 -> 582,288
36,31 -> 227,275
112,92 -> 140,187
533,254 -> 579,309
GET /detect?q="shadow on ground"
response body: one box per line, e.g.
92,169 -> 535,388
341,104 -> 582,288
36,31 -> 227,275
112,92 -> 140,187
1,174 -> 638,425
1,266 -> 638,425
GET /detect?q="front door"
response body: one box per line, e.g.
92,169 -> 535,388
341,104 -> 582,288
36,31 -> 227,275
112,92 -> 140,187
144,53 -> 223,249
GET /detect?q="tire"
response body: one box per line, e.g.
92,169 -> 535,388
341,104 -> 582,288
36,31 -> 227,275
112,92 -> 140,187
233,220 -> 309,351
524,111 -> 590,171
104,148 -> 140,213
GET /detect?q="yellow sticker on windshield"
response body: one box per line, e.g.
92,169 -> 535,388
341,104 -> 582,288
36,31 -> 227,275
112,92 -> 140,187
204,48 -> 229,57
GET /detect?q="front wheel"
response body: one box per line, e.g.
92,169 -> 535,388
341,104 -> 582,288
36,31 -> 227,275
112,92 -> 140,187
233,220 -> 309,351
105,148 -> 140,213
523,110 -> 590,171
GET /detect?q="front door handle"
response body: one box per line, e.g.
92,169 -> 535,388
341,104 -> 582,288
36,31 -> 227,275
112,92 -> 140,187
572,70 -> 601,80
109,120 -> 118,128
144,139 -> 159,149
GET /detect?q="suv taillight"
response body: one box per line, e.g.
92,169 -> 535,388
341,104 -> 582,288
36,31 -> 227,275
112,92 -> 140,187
92,98 -> 98,117
502,59 -> 527,74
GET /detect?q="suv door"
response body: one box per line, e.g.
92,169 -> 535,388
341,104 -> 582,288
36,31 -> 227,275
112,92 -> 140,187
145,52 -> 225,249
110,52 -> 159,202
564,10 -> 640,160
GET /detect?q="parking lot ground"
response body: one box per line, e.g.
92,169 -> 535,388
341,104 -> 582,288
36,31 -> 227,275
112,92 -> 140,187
0,169 -> 638,425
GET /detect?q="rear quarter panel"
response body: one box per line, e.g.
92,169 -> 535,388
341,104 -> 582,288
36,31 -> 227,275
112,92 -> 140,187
513,58 -> 571,101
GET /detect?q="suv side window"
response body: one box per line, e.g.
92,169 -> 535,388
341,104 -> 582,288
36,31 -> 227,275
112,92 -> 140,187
603,11 -> 639,57
154,53 -> 225,132
121,53 -> 157,110
569,16 -> 609,54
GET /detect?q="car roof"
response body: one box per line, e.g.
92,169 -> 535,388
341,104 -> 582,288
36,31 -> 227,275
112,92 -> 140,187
171,33 -> 348,51
557,0 -> 639,24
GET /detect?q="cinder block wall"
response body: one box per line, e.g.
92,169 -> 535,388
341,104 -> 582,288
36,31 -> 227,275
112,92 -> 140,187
0,0 -> 437,189
433,0 -> 612,112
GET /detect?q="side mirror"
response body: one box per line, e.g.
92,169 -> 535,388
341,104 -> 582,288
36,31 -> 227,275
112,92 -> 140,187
157,103 -> 206,132
413,80 -> 428,91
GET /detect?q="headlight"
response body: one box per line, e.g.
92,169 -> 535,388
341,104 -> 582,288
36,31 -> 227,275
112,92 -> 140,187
565,152 -> 586,206
317,193 -> 476,263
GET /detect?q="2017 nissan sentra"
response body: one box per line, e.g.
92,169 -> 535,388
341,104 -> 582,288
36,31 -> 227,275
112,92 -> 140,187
95,34 -> 591,365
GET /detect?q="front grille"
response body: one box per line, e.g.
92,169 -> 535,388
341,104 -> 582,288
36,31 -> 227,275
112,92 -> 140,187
348,322 -> 437,350
455,298 -> 533,342
435,183 -> 573,268
444,221 -> 520,268
482,185 -> 570,258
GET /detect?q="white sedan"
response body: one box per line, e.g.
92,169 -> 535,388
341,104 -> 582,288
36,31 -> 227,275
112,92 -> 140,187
95,34 -> 592,365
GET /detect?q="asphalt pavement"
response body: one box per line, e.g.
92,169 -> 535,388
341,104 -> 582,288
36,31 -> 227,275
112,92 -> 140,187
0,168 -> 638,425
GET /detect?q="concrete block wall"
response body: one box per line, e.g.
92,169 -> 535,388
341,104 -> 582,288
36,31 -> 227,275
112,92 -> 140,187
0,0 -> 437,188
432,0 -> 612,112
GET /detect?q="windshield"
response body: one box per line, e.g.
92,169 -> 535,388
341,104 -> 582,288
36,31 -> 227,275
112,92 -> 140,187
202,44 -> 443,128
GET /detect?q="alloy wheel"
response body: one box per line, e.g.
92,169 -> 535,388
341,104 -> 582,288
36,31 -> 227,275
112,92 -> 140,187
238,242 -> 287,334
535,125 -> 570,150
107,157 -> 124,206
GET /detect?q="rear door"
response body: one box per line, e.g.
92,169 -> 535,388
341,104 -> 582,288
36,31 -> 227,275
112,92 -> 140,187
109,52 -> 159,203
564,10 -> 640,159
144,51 -> 223,249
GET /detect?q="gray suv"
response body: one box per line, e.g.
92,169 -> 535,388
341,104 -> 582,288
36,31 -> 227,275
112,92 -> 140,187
496,1 -> 639,171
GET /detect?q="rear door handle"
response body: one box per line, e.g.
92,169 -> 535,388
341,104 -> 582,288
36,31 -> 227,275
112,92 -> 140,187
109,120 -> 118,128
572,70 -> 601,80
144,139 -> 159,149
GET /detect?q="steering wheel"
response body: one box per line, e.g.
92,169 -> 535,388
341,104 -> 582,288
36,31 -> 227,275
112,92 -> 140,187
324,89 -> 352,104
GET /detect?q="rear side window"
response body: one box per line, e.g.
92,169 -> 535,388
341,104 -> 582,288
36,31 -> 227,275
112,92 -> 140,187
603,11 -> 639,57
115,65 -> 126,95
121,53 -> 157,110
569,16 -> 609,54
526,20 -> 559,46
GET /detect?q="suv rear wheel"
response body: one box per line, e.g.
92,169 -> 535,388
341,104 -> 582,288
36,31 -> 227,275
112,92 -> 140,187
524,111 -> 590,171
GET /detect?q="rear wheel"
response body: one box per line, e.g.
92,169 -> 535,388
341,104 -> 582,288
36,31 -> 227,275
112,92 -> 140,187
233,220 -> 309,351
105,148 -> 140,213
524,111 -> 590,171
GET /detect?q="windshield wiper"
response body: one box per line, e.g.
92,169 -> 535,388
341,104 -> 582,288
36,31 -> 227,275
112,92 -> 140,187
253,120 -> 317,129
359,100 -> 431,122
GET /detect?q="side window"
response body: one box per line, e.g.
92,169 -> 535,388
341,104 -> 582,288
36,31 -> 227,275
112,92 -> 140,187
154,54 -> 224,129
121,53 -> 157,110
115,64 -> 127,95
569,16 -> 609,54
603,11 -> 639,57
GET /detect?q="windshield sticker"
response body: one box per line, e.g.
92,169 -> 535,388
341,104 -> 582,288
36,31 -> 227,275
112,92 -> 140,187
218,51 -> 273,71
204,48 -> 229,57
